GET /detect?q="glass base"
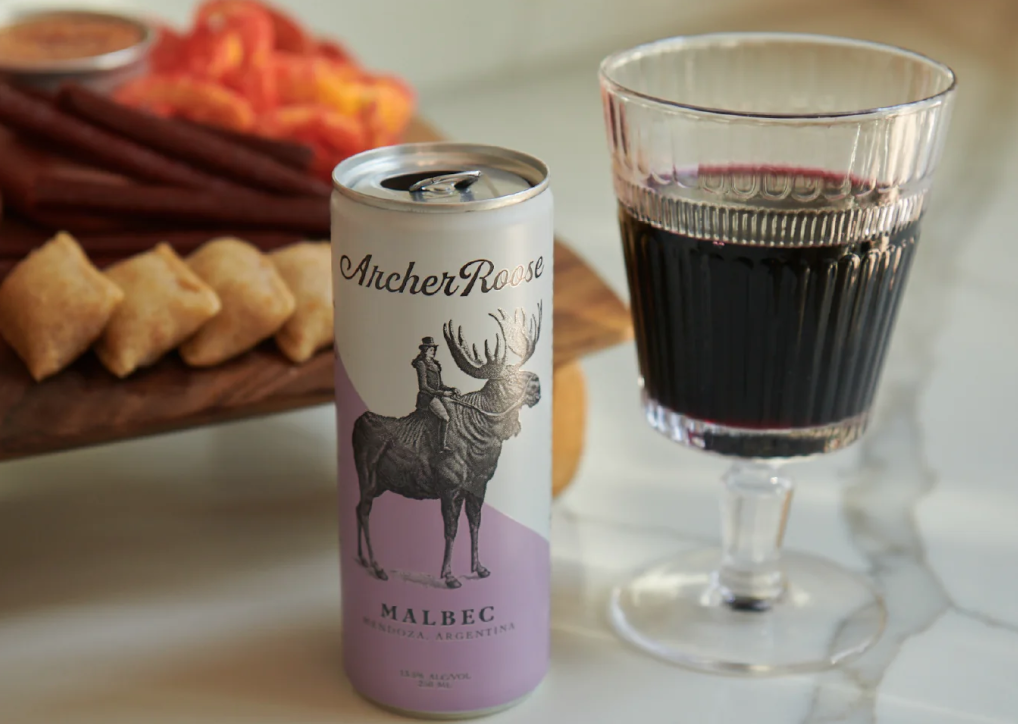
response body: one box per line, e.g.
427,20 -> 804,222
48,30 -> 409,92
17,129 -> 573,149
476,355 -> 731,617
644,395 -> 868,458
609,548 -> 886,676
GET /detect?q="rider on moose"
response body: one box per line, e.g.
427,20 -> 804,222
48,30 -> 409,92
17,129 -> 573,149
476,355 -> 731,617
412,337 -> 461,453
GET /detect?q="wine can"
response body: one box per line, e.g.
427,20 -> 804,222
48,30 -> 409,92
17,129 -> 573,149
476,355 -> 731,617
331,143 -> 553,718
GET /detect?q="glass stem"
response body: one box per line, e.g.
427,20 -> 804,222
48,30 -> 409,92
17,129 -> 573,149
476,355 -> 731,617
716,461 -> 793,611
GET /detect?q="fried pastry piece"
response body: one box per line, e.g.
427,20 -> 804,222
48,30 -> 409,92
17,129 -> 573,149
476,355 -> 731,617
96,243 -> 221,377
0,231 -> 124,381
270,241 -> 332,363
180,237 -> 295,366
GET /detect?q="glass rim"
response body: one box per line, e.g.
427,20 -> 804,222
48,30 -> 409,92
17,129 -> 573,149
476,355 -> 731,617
599,32 -> 957,122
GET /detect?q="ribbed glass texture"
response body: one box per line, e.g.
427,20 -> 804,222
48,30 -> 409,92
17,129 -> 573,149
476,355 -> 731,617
601,34 -> 956,248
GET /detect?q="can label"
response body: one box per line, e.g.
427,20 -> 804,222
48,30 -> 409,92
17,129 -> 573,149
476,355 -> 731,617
332,190 -> 553,714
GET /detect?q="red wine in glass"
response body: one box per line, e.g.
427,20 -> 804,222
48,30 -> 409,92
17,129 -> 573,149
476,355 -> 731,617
619,168 -> 921,458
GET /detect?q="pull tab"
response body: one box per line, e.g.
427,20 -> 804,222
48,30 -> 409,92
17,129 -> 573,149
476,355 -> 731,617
409,170 -> 482,196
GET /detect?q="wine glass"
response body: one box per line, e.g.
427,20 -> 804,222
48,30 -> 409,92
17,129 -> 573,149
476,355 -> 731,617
599,33 -> 955,675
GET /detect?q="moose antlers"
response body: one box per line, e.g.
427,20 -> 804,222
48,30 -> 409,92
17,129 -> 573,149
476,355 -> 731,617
443,302 -> 543,379
442,321 -> 506,379
491,301 -> 542,367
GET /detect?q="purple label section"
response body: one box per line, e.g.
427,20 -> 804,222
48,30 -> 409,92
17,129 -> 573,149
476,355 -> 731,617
335,356 -> 550,714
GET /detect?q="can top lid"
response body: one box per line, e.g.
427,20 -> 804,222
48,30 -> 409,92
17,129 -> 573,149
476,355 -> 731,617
332,142 -> 549,212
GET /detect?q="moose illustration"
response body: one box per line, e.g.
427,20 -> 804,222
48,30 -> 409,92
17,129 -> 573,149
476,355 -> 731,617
351,303 -> 543,589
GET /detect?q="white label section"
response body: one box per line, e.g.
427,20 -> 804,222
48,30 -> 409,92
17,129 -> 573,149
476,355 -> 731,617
332,190 -> 554,539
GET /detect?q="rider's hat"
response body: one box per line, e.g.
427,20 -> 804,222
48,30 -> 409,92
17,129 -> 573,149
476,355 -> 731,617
419,336 -> 439,351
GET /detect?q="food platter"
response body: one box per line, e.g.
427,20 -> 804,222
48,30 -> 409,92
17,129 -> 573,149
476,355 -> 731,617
0,118 -> 631,493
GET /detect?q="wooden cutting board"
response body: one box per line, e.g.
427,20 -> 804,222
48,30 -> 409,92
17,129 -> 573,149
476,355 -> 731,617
0,118 -> 632,494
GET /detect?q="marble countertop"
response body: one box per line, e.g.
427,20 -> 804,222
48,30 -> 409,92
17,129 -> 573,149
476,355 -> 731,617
1,4 -> 1017,722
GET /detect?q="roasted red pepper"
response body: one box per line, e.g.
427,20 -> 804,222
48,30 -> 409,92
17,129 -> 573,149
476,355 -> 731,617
364,75 -> 416,147
260,104 -> 369,178
181,23 -> 245,81
263,2 -> 316,54
192,0 -> 277,108
195,0 -> 274,65
114,0 -> 413,160
148,24 -> 188,74
115,74 -> 256,131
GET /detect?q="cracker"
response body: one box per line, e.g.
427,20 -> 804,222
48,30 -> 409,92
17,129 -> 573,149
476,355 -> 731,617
0,232 -> 123,381
270,242 -> 333,363
180,237 -> 295,367
95,243 -> 221,378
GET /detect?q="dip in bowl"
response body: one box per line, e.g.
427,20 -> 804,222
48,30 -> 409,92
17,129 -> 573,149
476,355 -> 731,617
0,9 -> 153,92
